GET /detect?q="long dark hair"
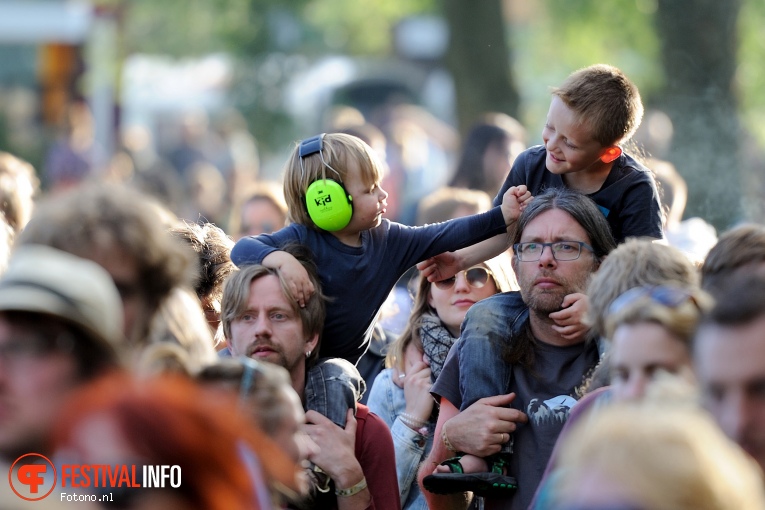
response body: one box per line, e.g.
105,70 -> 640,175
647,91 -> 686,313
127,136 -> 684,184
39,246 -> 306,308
505,188 -> 616,370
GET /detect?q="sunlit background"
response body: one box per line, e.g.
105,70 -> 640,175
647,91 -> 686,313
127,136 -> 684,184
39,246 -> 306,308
0,0 -> 762,233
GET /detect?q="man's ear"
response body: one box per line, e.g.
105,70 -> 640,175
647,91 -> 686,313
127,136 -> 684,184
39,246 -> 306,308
306,333 -> 319,355
600,146 -> 622,164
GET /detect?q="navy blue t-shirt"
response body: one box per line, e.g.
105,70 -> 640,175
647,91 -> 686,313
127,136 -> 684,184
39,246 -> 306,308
494,145 -> 664,243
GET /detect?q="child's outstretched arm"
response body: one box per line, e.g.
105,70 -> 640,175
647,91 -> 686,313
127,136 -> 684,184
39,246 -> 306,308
417,186 -> 532,283
262,251 -> 315,308
549,293 -> 591,342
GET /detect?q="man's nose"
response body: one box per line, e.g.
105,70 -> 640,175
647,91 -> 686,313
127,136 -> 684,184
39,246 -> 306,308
538,244 -> 557,266
252,315 -> 272,335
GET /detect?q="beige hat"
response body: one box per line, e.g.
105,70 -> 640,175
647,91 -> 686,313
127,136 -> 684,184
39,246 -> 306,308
0,244 -> 124,350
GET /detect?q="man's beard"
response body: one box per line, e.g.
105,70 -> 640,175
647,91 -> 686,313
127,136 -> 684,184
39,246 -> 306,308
247,341 -> 301,373
519,270 -> 592,317
522,287 -> 568,316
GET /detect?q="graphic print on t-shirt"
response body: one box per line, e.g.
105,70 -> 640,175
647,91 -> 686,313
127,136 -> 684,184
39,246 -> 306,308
527,395 -> 578,426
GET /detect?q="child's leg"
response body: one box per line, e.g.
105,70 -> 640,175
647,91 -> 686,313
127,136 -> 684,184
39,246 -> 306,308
304,357 -> 365,428
454,294 -> 523,475
458,293 -> 522,411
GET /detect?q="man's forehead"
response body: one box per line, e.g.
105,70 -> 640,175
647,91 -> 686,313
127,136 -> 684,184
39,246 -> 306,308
520,209 -> 591,242
695,319 -> 765,377
248,275 -> 295,308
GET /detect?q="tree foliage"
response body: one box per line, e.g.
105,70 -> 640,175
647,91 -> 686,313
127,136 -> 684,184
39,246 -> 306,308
118,0 -> 765,227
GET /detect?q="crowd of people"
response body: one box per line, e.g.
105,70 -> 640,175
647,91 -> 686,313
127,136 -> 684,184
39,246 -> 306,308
0,62 -> 763,510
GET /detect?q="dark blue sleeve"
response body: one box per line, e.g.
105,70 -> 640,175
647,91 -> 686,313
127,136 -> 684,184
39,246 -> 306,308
387,206 -> 508,267
493,147 -> 540,207
230,224 -> 303,266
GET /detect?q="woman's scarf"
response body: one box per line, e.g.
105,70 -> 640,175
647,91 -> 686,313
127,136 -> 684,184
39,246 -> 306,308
419,313 -> 458,383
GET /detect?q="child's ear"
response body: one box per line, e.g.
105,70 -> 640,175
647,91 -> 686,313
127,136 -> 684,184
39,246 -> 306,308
600,146 -> 622,164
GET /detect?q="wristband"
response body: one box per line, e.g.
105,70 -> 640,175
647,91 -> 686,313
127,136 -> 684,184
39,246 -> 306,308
335,477 -> 368,497
441,421 -> 457,453
401,412 -> 427,428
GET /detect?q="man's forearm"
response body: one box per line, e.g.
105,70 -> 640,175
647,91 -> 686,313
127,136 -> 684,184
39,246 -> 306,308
417,403 -> 471,510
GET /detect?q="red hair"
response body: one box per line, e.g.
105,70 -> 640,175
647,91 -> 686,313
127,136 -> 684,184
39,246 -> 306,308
52,372 -> 301,510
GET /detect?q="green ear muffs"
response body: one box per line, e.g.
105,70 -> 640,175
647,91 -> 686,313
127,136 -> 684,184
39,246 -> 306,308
299,134 -> 353,231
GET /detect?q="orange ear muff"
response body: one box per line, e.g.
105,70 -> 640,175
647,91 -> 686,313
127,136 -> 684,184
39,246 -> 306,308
600,147 -> 622,164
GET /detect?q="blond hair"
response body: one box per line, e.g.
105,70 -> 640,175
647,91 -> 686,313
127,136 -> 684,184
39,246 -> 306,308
586,239 -> 699,338
604,284 -> 712,343
552,400 -> 765,510
283,133 -> 386,230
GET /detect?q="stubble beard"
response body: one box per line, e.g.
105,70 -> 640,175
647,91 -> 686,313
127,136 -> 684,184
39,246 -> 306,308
519,270 -> 593,318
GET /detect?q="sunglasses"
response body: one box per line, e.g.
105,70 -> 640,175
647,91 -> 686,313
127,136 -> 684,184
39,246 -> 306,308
608,285 -> 699,316
434,266 -> 493,290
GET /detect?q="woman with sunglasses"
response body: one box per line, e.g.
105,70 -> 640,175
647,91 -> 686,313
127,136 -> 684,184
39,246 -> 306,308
367,253 -> 516,510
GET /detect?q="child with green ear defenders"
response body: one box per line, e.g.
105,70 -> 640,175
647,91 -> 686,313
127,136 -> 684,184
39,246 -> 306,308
231,132 -> 532,365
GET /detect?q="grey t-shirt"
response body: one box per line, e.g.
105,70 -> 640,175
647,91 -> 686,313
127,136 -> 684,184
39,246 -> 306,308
432,337 -> 599,510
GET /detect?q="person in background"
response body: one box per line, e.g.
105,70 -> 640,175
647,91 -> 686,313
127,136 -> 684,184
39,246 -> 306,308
416,187 -> 493,227
199,357 -> 319,506
229,181 -> 289,240
0,151 -> 39,233
0,245 -> 123,506
170,220 -> 236,342
449,113 -> 527,198
540,395 -> 765,510
17,182 -> 192,351
701,223 -> 765,296
367,253 -> 515,510
694,269 -> 765,473
53,373 -> 301,510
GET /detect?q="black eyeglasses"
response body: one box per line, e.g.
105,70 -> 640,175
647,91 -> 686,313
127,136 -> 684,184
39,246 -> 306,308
608,285 -> 699,316
513,241 -> 594,262
434,266 -> 494,290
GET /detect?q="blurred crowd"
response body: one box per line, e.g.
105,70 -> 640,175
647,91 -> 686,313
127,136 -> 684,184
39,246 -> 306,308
0,85 -> 763,510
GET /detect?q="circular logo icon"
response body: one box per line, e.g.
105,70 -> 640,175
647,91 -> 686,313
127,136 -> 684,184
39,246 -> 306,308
9,453 -> 57,501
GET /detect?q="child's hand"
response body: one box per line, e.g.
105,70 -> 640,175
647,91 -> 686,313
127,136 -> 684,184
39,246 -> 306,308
549,293 -> 591,342
499,185 -> 532,226
262,251 -> 315,307
416,252 -> 463,283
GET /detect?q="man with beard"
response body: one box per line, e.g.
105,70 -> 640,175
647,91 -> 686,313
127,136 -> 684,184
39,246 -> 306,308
221,246 -> 400,510
418,188 -> 616,510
